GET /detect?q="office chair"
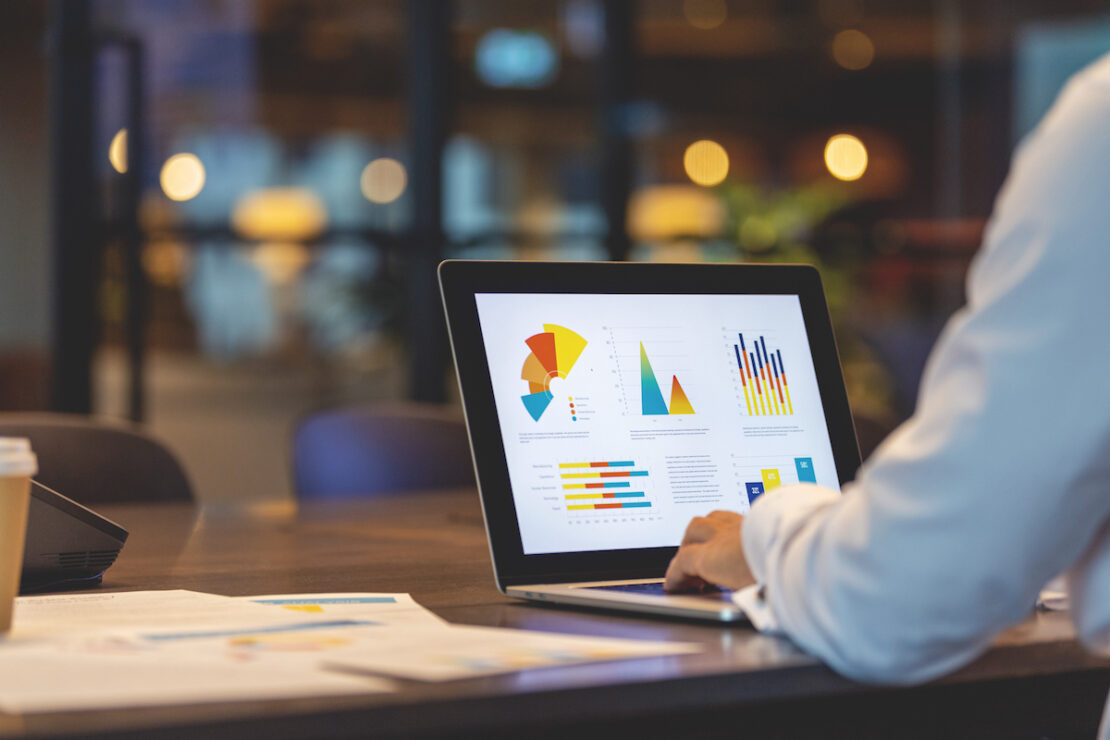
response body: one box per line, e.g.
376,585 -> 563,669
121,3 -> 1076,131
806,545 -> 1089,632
292,403 -> 475,499
0,413 -> 193,503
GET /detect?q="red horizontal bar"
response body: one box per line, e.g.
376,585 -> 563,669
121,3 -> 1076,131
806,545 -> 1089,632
596,503 -> 623,509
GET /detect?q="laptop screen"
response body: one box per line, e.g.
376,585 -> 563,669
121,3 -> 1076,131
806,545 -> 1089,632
474,292 -> 842,556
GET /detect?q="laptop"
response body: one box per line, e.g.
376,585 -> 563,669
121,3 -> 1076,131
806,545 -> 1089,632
439,260 -> 861,622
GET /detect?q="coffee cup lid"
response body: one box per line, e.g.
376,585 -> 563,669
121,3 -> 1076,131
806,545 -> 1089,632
0,438 -> 37,477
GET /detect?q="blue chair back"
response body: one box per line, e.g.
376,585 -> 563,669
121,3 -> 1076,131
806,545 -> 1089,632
292,403 -> 475,499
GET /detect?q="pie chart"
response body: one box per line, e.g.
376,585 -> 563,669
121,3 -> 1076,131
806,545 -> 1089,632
520,324 -> 588,421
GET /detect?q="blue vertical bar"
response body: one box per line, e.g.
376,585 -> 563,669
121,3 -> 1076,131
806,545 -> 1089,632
745,481 -> 765,505
794,457 -> 816,483
738,333 -> 746,352
776,349 -> 786,376
770,353 -> 780,380
759,336 -> 770,367
733,344 -> 744,373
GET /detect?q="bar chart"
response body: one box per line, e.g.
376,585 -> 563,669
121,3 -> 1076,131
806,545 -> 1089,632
732,333 -> 793,417
733,456 -> 817,506
559,459 -> 654,512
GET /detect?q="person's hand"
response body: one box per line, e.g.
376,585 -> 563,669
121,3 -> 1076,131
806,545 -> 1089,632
664,510 -> 755,592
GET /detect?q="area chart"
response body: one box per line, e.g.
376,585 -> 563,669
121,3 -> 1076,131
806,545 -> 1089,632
640,343 -> 695,416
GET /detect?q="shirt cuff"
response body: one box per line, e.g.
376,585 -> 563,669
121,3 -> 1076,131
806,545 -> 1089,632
741,483 -> 842,584
732,584 -> 781,633
735,484 -> 842,633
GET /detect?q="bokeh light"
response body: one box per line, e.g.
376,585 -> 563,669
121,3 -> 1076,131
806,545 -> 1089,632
683,140 -> 730,187
683,0 -> 727,30
142,241 -> 190,287
251,242 -> 311,284
628,184 -> 725,240
108,128 -> 127,174
832,29 -> 875,70
475,29 -> 559,88
824,134 -> 869,181
360,158 -> 408,204
160,153 -> 206,201
232,187 -> 328,241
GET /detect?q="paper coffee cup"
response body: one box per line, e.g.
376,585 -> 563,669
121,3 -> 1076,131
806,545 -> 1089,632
0,438 -> 37,633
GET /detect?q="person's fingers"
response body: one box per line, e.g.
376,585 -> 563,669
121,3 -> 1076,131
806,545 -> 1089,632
664,543 -> 706,592
706,510 -> 741,523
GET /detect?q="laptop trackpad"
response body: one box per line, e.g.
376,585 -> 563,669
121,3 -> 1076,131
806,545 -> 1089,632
584,582 -> 736,602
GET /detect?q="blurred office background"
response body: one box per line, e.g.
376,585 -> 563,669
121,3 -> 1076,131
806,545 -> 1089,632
1,0 -> 1107,501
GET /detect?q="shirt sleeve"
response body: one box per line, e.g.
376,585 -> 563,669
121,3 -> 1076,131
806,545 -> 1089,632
733,55 -> 1110,685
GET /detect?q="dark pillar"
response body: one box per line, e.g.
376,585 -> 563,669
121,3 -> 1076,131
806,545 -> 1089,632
405,0 -> 451,403
599,0 -> 635,262
49,0 -> 99,414
121,39 -> 146,422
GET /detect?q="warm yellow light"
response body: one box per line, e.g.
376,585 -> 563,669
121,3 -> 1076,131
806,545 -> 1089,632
360,158 -> 407,204
251,242 -> 311,284
628,184 -> 725,240
232,187 -> 328,241
142,241 -> 189,287
824,134 -> 868,181
683,0 -> 727,30
683,140 -> 729,187
832,29 -> 875,70
109,128 -> 128,173
160,153 -> 206,201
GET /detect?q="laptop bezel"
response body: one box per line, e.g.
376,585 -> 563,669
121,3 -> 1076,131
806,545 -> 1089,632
439,260 -> 861,590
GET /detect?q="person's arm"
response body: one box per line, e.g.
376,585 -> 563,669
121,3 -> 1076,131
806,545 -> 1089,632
727,58 -> 1110,684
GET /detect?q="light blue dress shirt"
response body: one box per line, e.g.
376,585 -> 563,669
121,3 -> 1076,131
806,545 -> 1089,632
732,52 -> 1110,732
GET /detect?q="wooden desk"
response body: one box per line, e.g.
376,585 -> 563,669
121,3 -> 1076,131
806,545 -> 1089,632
3,489 -> 1108,740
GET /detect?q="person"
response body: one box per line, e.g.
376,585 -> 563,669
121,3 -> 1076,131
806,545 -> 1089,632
664,51 -> 1110,722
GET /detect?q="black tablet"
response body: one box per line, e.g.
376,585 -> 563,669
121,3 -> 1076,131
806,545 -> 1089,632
439,260 -> 861,589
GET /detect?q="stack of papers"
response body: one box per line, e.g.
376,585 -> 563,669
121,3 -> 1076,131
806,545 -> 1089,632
0,589 -> 700,713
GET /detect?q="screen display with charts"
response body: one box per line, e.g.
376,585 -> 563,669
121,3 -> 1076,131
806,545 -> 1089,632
474,292 -> 842,556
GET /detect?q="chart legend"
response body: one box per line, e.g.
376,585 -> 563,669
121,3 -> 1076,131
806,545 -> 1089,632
520,324 -> 588,421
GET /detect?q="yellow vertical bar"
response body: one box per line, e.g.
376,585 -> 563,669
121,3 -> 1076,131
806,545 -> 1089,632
761,468 -> 781,491
783,384 -> 794,415
763,370 -> 779,415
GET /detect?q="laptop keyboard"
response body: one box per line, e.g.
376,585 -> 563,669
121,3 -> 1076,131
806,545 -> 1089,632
585,581 -> 736,602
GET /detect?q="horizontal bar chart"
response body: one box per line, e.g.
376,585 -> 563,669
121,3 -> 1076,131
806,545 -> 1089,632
564,491 -> 646,500
559,457 -> 654,514
567,501 -> 653,511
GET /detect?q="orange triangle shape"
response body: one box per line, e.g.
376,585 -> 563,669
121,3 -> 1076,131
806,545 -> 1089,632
668,375 -> 696,415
